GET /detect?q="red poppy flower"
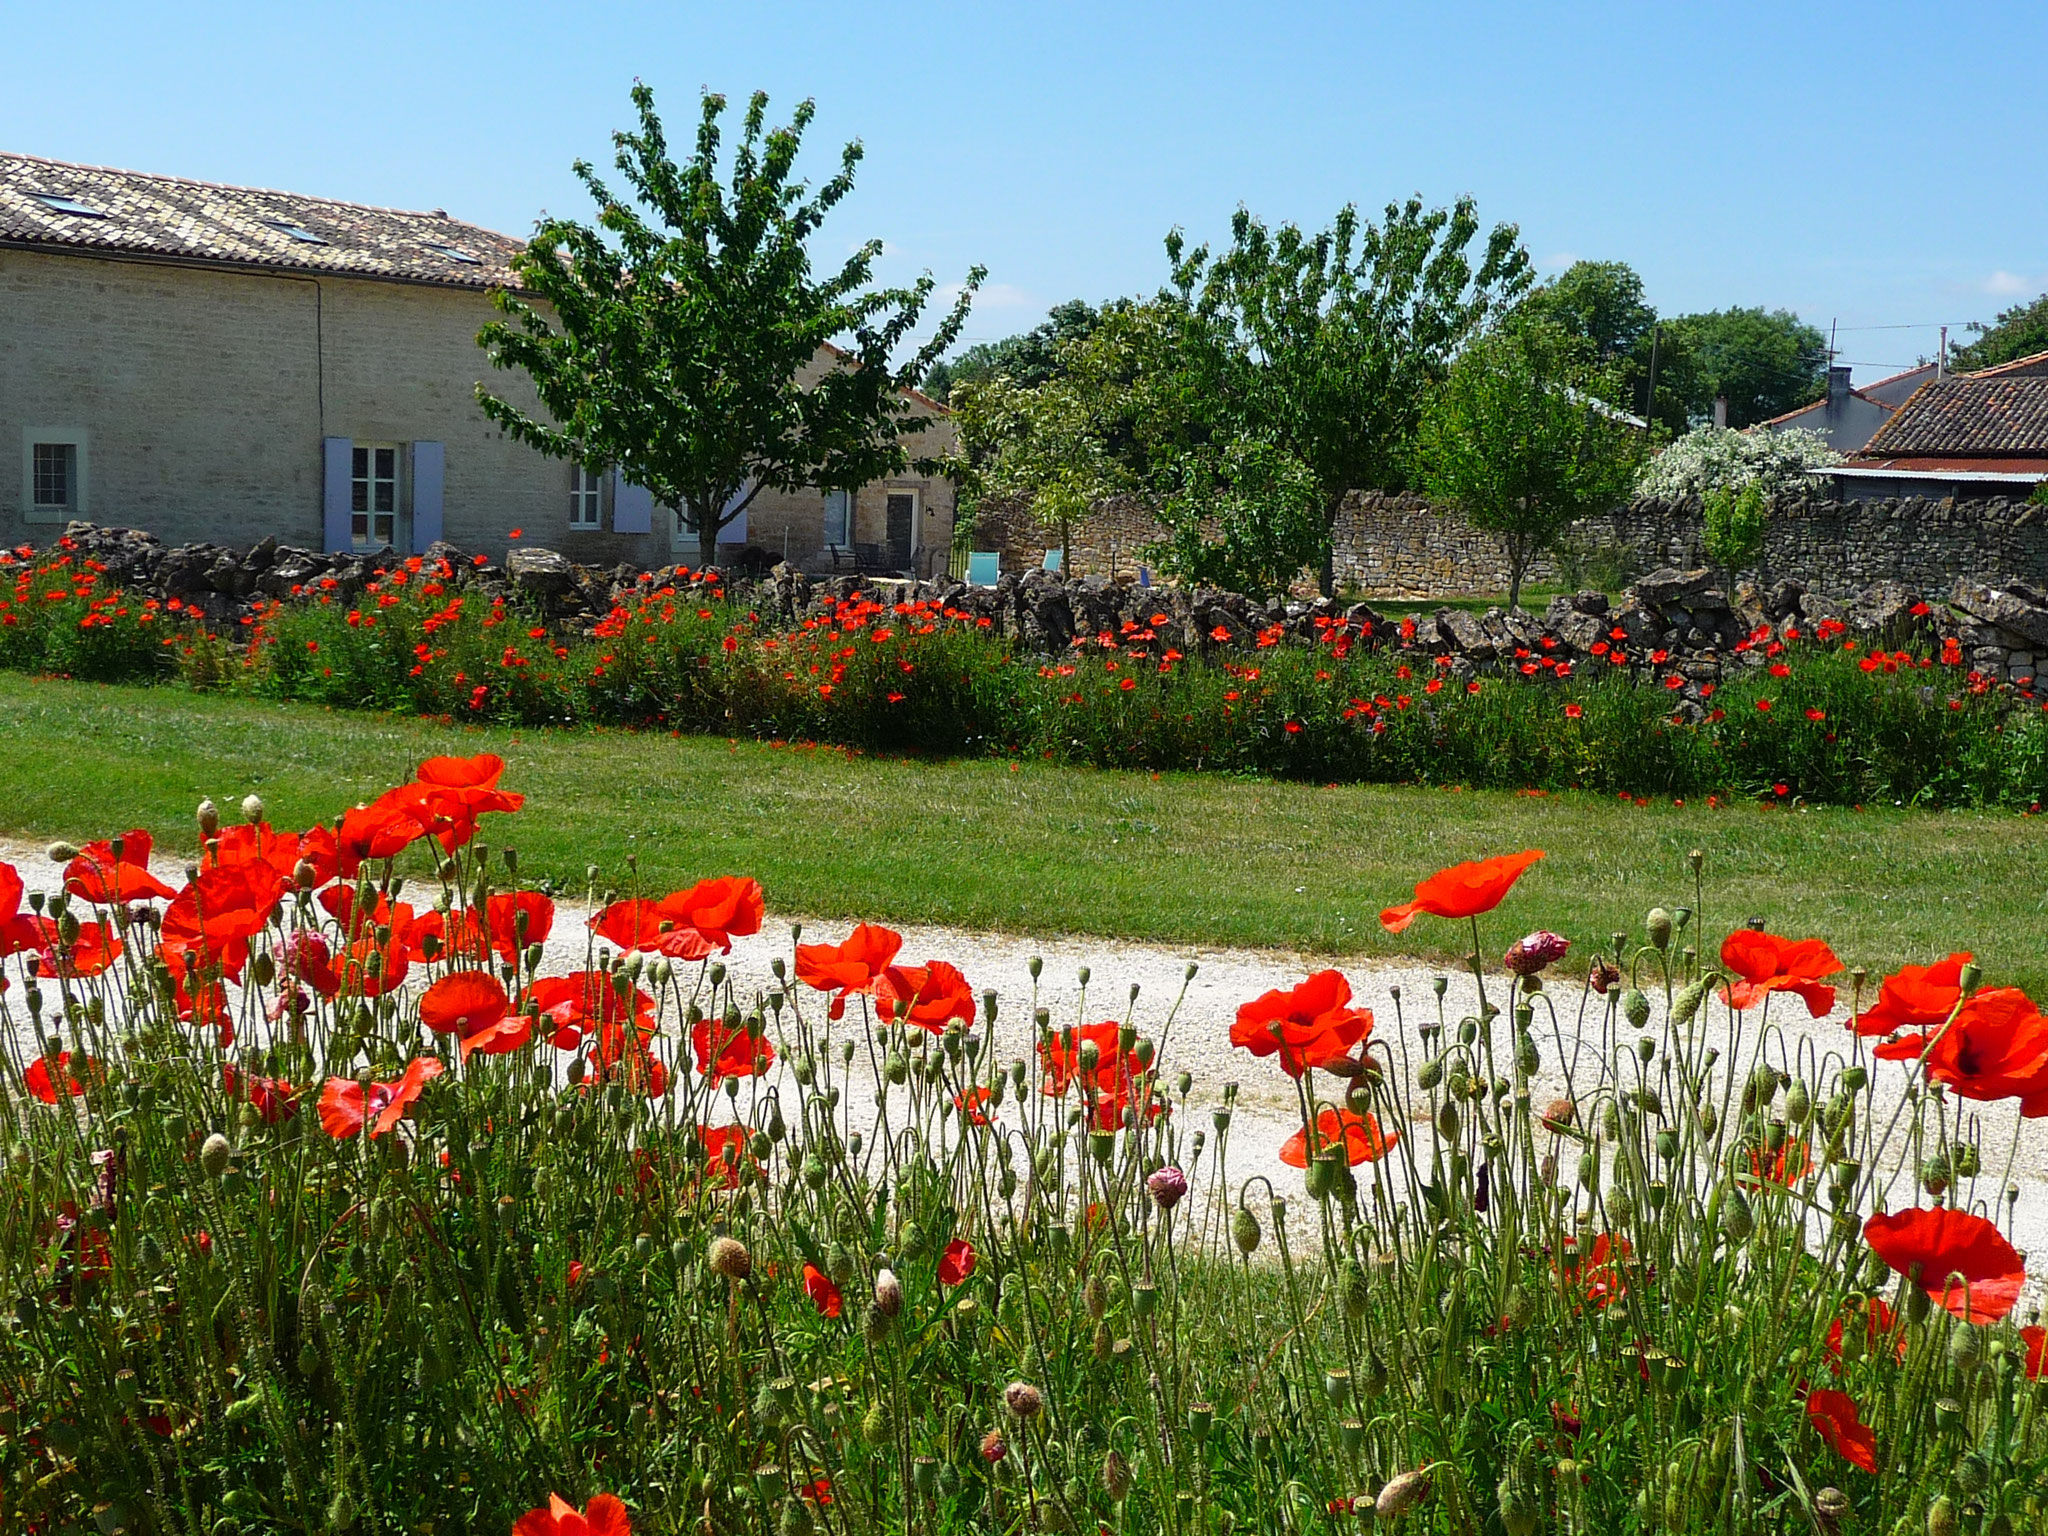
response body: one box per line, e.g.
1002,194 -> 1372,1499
1825,1297 -> 1905,1370
398,905 -> 489,964
875,960 -> 976,1033
335,790 -> 428,877
1806,1389 -> 1877,1473
939,1238 -> 977,1287
31,918 -> 123,978
274,932 -> 342,999
487,890 -> 556,962
222,1064 -> 299,1124
1555,1233 -> 1630,1307
691,1016 -> 774,1082
420,970 -> 511,1036
953,1086 -> 994,1125
1854,952 -> 1972,1039
205,822 -> 333,896
160,864 -> 282,981
1379,850 -> 1544,933
527,972 -> 656,1053
511,1493 -> 631,1536
1231,970 -> 1374,1078
2023,1325 -> 2048,1380
413,779 -> 525,853
1039,1020 -> 1132,1096
795,922 -> 904,1005
1719,930 -> 1842,1016
1887,986 -> 2048,1114
24,1051 -> 95,1104
1086,1077 -> 1167,1131
693,1124 -> 758,1190
340,926 -> 412,998
64,830 -> 175,903
416,752 -> 507,790
1280,1107 -> 1399,1167
0,862 -> 37,956
1863,1206 -> 2027,1323
802,1263 -> 843,1319
317,1057 -> 444,1139
587,898 -> 718,961
656,876 -> 765,952
1741,1138 -> 1812,1187
171,967 -> 235,1045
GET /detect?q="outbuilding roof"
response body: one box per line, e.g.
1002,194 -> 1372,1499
1859,374 -> 2048,459
0,150 -> 524,290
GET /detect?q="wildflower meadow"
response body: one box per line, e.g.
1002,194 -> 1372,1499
3,753 -> 2047,1533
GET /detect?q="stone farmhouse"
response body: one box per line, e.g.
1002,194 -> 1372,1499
0,152 -> 958,573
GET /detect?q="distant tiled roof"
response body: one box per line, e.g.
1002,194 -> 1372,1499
0,151 -> 524,290
1972,348 -> 2048,379
1859,374 -> 2048,458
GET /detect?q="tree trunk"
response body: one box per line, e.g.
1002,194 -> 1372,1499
1506,536 -> 1527,615
699,517 -> 719,573
1318,488 -> 1347,598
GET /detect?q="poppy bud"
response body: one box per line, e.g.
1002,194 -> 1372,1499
197,799 -> 220,837
1102,1449 -> 1132,1502
707,1236 -> 751,1280
199,1133 -> 232,1180
1377,1469 -> 1431,1521
1232,1207 -> 1261,1255
1003,1381 -> 1043,1419
874,1268 -> 903,1317
1645,908 -> 1673,950
1720,1188 -> 1753,1243
1147,1166 -> 1188,1212
239,794 -> 265,825
46,841 -> 79,863
980,1430 -> 1008,1464
1077,966 -> 1090,986
1670,977 -> 1709,1026
860,1401 -> 890,1445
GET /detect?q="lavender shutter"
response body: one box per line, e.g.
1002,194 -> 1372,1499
612,467 -> 653,534
410,441 -> 445,552
322,436 -> 353,552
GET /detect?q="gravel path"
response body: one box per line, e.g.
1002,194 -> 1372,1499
7,834 -> 2044,1274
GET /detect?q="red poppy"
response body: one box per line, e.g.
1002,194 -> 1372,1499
460,1010 -> 534,1061
795,922 -> 904,1004
1231,970 -> 1374,1078
317,1057 -> 444,1139
528,972 -> 657,1054
400,906 -> 490,964
416,752 -> 507,790
1854,952 -> 1972,1039
412,778 -> 525,853
1863,1206 -> 2027,1323
206,822 -> 334,895
655,876 -> 765,952
30,918 -> 123,978
693,1124 -> 757,1190
160,864 -> 282,982
222,1064 -> 299,1124
1379,850 -> 1544,933
24,1051 -> 95,1104
319,883 -> 401,942
1719,930 -> 1842,1017
875,960 -> 976,1033
953,1086 -> 993,1125
340,926 -> 412,999
0,862 -> 37,956
171,967 -> 235,1045
1039,1020 -> 1132,1096
1825,1297 -> 1905,1370
1085,1077 -> 1166,1131
1740,1138 -> 1812,1187
420,970 -> 511,1036
274,932 -> 342,999
335,789 -> 428,877
588,898 -> 717,961
938,1238 -> 977,1287
2022,1325 -> 2048,1380
487,890 -> 556,962
511,1493 -> 631,1536
1883,987 -> 2048,1114
690,1016 -> 775,1082
64,830 -> 176,903
802,1263 -> 843,1319
1805,1389 -> 1878,1473
1555,1233 -> 1630,1308
1280,1107 -> 1399,1167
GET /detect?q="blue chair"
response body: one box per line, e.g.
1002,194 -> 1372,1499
1042,548 -> 1063,574
967,550 -> 1001,587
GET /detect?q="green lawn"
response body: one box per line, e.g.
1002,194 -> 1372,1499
5,671 -> 2046,991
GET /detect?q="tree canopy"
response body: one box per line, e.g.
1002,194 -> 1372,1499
1953,292 -> 2048,372
922,300 -> 1100,401
1660,307 -> 1828,429
476,84 -> 982,568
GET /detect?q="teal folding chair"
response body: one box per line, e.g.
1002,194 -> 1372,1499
1042,548 -> 1063,574
967,550 -> 1001,586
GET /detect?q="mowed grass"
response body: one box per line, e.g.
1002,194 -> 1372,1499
5,671 -> 2048,990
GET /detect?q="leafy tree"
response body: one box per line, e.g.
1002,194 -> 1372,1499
1149,438 -> 1325,597
1661,307 -> 1827,429
477,84 -> 982,568
924,300 -> 1100,401
1169,198 -> 1534,592
1415,320 -> 1644,611
1703,481 -> 1766,576
1953,292 -> 2048,372
1520,260 -> 1656,361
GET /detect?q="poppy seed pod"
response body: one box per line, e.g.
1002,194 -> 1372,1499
197,799 -> 220,838
707,1236 -> 751,1280
1102,1448 -> 1133,1502
1003,1381 -> 1043,1419
199,1133 -> 232,1180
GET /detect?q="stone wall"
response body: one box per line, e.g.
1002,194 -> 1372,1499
985,483 -> 2048,601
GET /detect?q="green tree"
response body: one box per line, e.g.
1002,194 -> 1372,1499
1169,197 -> 1534,592
1416,320 -> 1644,611
924,299 -> 1101,401
1702,481 -> 1766,576
1953,292 -> 2048,372
1662,307 -> 1827,428
476,84 -> 982,569
1520,260 -> 1656,361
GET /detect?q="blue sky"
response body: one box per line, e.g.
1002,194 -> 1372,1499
7,2 -> 2044,381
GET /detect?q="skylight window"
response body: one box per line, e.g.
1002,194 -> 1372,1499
262,219 -> 328,245
421,242 -> 482,265
28,192 -> 107,218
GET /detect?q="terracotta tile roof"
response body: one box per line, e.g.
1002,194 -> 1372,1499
1971,348 -> 2048,379
1858,373 -> 2048,458
0,151 -> 524,290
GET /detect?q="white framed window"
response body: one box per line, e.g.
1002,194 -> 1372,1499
822,488 -> 852,546
570,464 -> 603,530
350,443 -> 400,549
22,428 -> 88,525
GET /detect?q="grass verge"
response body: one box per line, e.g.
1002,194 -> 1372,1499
4,670 -> 2046,990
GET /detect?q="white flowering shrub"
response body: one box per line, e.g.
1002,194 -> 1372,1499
1635,425 -> 1839,501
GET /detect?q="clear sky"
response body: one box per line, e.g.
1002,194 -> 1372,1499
7,1 -> 2044,381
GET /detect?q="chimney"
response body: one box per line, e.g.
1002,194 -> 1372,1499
1713,395 -> 1728,429
1828,365 -> 1853,406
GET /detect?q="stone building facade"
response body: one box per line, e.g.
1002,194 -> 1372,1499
0,152 -> 955,575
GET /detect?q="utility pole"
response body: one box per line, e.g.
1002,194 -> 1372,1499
1643,324 -> 1661,436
